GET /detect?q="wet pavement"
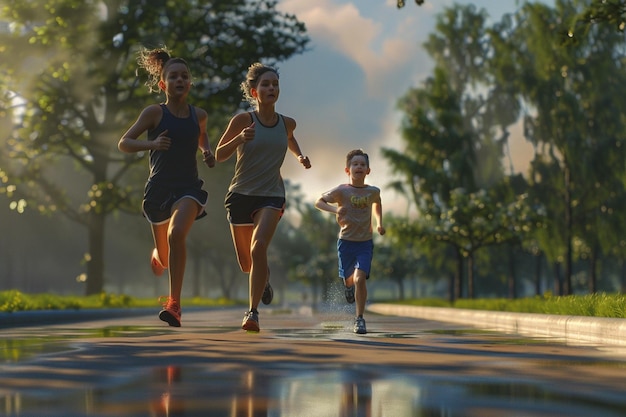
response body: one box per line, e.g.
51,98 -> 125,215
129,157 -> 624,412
1,306 -> 626,416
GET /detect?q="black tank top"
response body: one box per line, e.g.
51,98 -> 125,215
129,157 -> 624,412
147,104 -> 200,186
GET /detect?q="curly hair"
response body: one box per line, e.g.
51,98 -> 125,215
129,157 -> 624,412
137,47 -> 191,93
240,62 -> 279,107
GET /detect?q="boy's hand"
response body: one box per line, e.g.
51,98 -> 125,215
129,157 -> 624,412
378,226 -> 386,236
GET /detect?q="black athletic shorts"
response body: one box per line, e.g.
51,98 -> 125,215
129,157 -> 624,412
224,191 -> 285,225
142,179 -> 208,225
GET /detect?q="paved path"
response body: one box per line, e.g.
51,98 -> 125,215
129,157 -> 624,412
1,306 -> 626,416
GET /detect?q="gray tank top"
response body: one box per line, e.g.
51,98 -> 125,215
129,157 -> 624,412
228,112 -> 288,197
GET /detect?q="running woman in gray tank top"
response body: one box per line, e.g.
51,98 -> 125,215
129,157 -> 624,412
119,48 -> 215,328
216,63 -> 312,332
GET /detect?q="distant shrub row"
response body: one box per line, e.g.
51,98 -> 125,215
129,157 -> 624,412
395,292 -> 626,318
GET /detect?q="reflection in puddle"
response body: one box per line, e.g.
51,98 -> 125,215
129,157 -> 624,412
2,323 -> 626,416
0,337 -> 74,363
0,327 -> 174,363
3,364 -> 626,416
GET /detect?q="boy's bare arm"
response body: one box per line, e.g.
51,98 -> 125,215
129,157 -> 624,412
373,195 -> 386,235
315,197 -> 338,214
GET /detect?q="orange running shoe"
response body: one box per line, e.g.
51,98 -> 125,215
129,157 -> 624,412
158,296 -> 181,327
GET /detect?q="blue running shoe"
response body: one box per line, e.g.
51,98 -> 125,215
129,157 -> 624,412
345,285 -> 355,304
353,317 -> 366,334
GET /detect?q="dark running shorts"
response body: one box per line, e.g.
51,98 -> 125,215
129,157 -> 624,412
142,179 -> 208,225
337,239 -> 374,280
224,191 -> 285,225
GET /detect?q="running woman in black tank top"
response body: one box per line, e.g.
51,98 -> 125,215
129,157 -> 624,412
118,48 -> 215,327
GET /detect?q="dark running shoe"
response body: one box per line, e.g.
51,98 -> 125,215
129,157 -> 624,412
262,282 -> 273,305
353,316 -> 367,334
242,310 -> 260,332
262,268 -> 273,305
345,285 -> 355,304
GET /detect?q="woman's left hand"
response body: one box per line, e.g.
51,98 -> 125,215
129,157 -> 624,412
298,155 -> 311,169
203,150 -> 216,168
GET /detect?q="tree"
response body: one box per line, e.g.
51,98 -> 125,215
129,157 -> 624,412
493,0 -> 626,294
0,0 -> 309,295
570,0 -> 626,34
384,5 -> 534,300
390,1 -> 626,297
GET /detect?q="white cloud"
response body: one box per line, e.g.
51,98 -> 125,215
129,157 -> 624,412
275,0 -> 531,214
279,0 -> 423,95
274,1 -> 432,211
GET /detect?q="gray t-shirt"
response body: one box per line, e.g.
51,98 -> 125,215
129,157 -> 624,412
321,184 -> 381,241
228,112 -> 288,197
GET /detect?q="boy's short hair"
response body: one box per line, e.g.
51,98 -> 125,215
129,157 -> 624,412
346,149 -> 369,168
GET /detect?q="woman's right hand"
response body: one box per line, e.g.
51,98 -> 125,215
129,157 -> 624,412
240,122 -> 255,143
153,129 -> 171,150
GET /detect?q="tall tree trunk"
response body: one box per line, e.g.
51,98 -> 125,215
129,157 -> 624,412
455,247 -> 463,300
534,252 -> 543,296
588,244 -> 598,294
467,253 -> 474,299
397,280 -> 405,300
508,245 -> 517,299
564,162 -> 573,295
554,262 -> 563,296
85,210 -> 106,295
311,277 -> 319,308
84,144 -> 110,296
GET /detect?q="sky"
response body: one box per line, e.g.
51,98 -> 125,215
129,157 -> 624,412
273,0 -> 536,215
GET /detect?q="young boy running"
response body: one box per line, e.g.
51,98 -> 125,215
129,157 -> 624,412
315,149 -> 385,334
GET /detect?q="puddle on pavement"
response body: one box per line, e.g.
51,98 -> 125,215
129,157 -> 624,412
2,326 -> 626,416
2,363 -> 626,417
0,326 -> 171,363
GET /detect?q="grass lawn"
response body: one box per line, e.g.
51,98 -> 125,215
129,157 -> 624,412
1,290 -> 625,318
0,290 -> 237,313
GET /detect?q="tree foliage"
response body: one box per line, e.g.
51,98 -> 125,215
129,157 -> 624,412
387,1 -> 626,298
0,0 -> 309,294
383,4 -> 536,300
494,0 -> 626,294
570,0 -> 626,34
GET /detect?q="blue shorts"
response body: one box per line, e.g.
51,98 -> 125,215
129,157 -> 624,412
224,191 -> 285,225
142,179 -> 208,225
337,239 -> 373,280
